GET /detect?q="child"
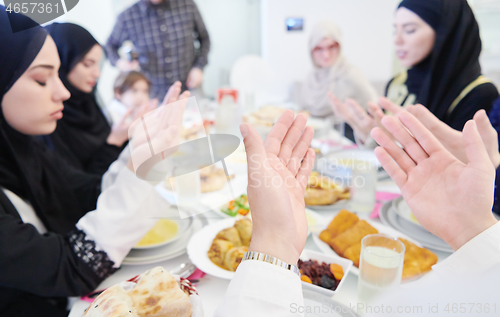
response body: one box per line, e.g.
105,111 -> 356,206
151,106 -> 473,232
107,71 -> 150,125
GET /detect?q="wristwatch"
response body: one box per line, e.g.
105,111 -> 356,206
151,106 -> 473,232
242,251 -> 301,276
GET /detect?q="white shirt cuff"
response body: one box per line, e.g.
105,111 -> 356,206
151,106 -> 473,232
215,260 -> 303,317
432,221 -> 500,281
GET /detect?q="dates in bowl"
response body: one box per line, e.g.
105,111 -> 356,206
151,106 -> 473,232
298,249 -> 353,296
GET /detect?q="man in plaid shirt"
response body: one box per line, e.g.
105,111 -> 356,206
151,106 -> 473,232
105,0 -> 210,99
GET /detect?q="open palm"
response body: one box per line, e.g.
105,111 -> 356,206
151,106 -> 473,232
242,110 -> 315,265
371,112 -> 496,250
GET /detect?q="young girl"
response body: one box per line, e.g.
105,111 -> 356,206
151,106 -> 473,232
44,23 -> 134,175
107,71 -> 150,125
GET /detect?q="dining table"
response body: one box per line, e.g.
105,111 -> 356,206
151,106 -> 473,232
68,121 -> 451,317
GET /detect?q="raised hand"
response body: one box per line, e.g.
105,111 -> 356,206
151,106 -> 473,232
328,93 -> 375,143
127,83 -> 191,175
407,105 -> 500,167
241,110 -> 315,265
371,112 -> 497,250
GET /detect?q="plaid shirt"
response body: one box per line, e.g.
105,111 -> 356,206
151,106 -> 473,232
105,0 -> 210,98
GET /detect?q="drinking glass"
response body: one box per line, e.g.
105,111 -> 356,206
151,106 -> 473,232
350,159 -> 377,214
171,169 -> 201,218
358,234 -> 405,305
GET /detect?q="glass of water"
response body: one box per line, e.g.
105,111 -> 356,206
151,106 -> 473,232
358,234 -> 405,305
350,159 -> 377,214
171,169 -> 201,218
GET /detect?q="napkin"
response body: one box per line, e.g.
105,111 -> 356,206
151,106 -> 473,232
369,192 -> 401,219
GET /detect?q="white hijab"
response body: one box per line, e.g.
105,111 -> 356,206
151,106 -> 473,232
298,21 -> 376,118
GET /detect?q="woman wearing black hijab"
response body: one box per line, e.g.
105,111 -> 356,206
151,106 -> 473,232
329,0 -> 499,144
44,23 -> 129,175
0,7 -> 183,316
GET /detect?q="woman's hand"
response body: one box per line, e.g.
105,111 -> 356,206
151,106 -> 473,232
408,105 -> 500,168
371,112 -> 497,250
241,110 -> 315,265
107,99 -> 158,147
126,82 -> 191,174
328,93 -> 375,143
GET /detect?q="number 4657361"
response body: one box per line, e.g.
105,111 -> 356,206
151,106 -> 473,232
6,3 -> 59,14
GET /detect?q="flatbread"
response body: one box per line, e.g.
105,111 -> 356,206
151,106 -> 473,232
127,267 -> 192,317
84,285 -> 138,317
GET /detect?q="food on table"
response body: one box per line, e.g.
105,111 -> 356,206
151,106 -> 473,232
343,242 -> 362,267
319,210 -> 438,280
233,218 -> 252,246
215,226 -> 242,247
84,267 -> 193,317
398,238 -> 438,279
224,246 -> 248,272
135,219 -> 179,248
329,220 -> 379,255
208,219 -> 252,271
207,239 -> 233,267
304,172 -> 350,206
165,165 -> 234,193
221,194 -> 250,217
83,284 -> 137,316
242,106 -> 287,127
326,209 -> 359,238
298,259 -> 344,291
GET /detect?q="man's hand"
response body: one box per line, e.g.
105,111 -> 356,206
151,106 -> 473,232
242,110 -> 315,265
371,112 -> 498,251
186,67 -> 203,89
116,58 -> 140,72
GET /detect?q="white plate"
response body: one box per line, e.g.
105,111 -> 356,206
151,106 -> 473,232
299,249 -> 352,296
312,217 -> 425,276
187,212 -> 326,279
122,216 -> 205,266
187,218 -> 239,279
211,206 -> 327,236
302,289 -> 361,317
391,197 -> 422,227
306,199 -> 349,212
156,173 -> 248,215
133,217 -> 193,250
379,202 -> 454,253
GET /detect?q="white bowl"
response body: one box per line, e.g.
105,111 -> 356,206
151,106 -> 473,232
299,249 -> 353,296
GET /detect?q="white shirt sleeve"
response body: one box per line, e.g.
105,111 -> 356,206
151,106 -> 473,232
77,160 -> 168,267
431,221 -> 500,281
214,260 -> 304,317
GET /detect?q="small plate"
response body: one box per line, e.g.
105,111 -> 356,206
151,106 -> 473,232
312,217 -> 426,276
133,217 -> 193,250
122,215 -> 205,266
299,249 -> 352,296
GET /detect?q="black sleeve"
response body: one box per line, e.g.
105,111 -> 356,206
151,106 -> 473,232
0,199 -> 116,301
445,83 -> 499,131
83,142 -> 125,176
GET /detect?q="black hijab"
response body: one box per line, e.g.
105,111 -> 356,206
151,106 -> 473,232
45,23 -> 112,171
398,0 -> 483,121
0,7 -> 88,234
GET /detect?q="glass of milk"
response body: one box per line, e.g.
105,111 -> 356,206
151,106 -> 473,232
358,234 -> 405,307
